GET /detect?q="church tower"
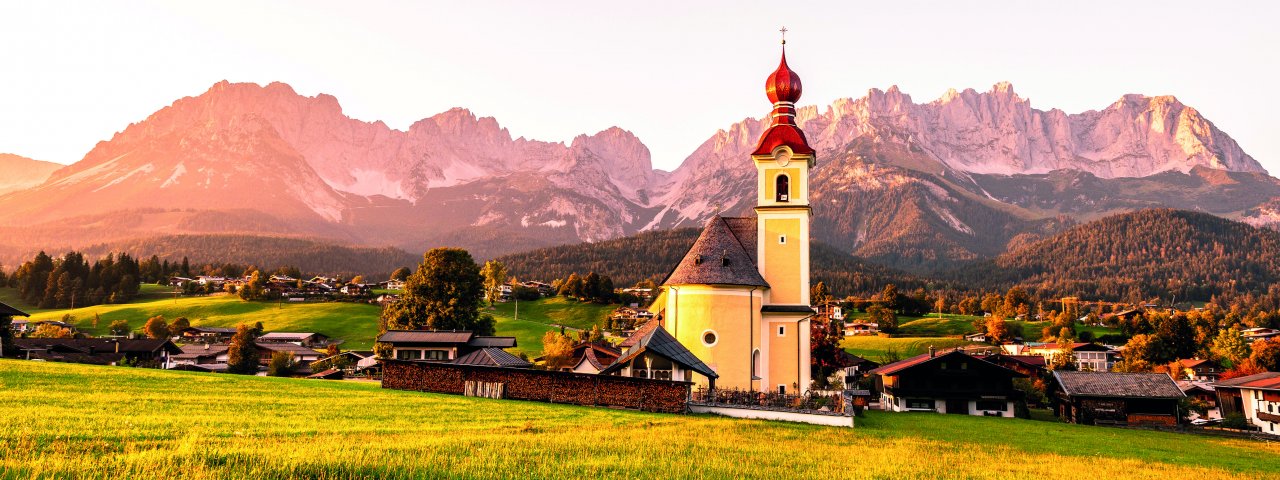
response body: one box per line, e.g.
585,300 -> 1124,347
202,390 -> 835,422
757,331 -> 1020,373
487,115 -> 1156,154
752,35 -> 814,394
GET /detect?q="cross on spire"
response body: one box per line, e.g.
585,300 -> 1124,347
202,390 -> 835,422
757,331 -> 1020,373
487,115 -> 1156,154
779,26 -> 788,45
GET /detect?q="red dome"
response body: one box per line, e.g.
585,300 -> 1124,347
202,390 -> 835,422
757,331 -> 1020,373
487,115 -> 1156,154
766,48 -> 802,104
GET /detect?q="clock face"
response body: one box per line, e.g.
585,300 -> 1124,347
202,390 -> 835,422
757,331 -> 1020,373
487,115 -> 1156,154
774,149 -> 791,167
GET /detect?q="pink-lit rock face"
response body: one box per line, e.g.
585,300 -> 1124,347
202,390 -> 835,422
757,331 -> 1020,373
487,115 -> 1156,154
0,153 -> 60,195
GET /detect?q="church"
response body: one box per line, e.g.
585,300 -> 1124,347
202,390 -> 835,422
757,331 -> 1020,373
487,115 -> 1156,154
646,39 -> 815,394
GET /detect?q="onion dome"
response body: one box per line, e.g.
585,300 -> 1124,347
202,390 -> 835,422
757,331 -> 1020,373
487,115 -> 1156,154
766,48 -> 803,105
752,41 -> 814,156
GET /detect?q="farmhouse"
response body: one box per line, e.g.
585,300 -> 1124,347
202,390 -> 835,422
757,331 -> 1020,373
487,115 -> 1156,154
1007,342 -> 1115,371
868,348 -> 1025,417
377,330 -> 517,362
844,322 -> 878,336
1,301 -> 30,336
171,343 -> 230,367
258,332 -> 330,348
1178,380 -> 1219,421
1174,358 -> 1223,381
255,341 -> 324,367
14,338 -> 181,367
1049,371 -> 1185,427
642,43 -> 817,394
181,327 -> 237,343
1242,327 -> 1280,343
1213,371 -> 1280,435
566,341 -> 622,374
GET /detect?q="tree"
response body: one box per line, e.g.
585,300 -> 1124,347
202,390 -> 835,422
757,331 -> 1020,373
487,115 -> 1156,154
878,284 -> 900,311
583,272 -> 602,302
267,351 -> 296,377
540,331 -> 576,370
559,273 -> 583,298
1211,326 -> 1251,367
170,317 -> 191,336
1250,338 -> 1280,372
379,248 -> 486,339
109,319 -> 131,336
239,270 -> 265,301
390,267 -> 411,282
811,281 -> 830,306
810,313 -> 848,386
985,316 -> 1012,344
350,275 -> 365,285
1114,333 -> 1166,372
479,260 -> 508,307
143,315 -> 170,339
227,323 -> 261,375
867,304 -> 897,334
31,323 -> 72,339
1047,335 -> 1078,371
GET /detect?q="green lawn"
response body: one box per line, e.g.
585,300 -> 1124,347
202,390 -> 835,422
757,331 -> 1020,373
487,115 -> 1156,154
1,361 -> 1276,479
842,336 -> 979,362
879,312 -> 1123,341
486,296 -> 618,331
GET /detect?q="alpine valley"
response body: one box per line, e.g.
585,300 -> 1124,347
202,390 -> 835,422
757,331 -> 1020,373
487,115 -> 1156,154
1,80 -> 1276,273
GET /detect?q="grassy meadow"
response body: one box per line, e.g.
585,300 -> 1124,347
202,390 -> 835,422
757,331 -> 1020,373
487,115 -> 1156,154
2,360 -> 1278,479
841,336 -> 978,361
1,287 -> 616,355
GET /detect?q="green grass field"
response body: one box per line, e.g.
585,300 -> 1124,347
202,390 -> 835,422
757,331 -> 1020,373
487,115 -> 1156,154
486,296 -> 618,331
0,287 -> 613,355
2,361 -> 1277,479
841,336 -> 978,361
884,313 -> 1123,341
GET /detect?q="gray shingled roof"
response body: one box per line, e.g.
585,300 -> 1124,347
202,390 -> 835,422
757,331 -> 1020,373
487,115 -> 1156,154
467,336 -> 518,348
663,216 -> 768,287
0,301 -> 30,318
259,332 -> 321,341
720,217 -> 758,265
453,348 -> 532,368
1053,371 -> 1185,399
601,326 -> 718,379
377,330 -> 474,344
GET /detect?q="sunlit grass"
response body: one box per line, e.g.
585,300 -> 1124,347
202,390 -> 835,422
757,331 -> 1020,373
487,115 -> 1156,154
2,361 -> 1276,479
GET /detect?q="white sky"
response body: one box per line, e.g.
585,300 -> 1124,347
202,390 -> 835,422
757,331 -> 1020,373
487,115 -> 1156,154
1,0 -> 1276,173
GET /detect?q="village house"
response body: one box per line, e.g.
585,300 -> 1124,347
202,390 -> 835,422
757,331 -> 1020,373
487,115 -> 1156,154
1213,371 -> 1280,435
258,332 -> 330,348
1049,371 -> 1185,427
1178,380 -> 1219,421
452,347 -> 532,368
868,348 -> 1025,417
170,343 -> 230,369
599,325 -> 718,383
181,326 -> 238,343
844,322 -> 878,336
840,353 -> 880,387
1005,342 -> 1115,371
255,341 -> 324,368
619,287 -> 654,302
980,353 -> 1047,379
812,301 -> 844,324
1174,358 -> 1223,381
385,279 -> 406,291
566,341 -> 622,374
609,306 -> 655,330
1242,327 -> 1280,343
376,330 -> 517,361
14,338 -> 181,367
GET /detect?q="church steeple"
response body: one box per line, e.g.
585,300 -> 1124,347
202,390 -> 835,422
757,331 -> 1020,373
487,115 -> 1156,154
752,37 -> 814,156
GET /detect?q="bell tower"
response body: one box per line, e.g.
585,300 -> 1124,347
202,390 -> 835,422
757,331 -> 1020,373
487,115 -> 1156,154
752,32 -> 814,307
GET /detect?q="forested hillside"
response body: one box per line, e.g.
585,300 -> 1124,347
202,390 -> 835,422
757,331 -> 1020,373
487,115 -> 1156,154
495,227 -> 921,296
80,235 -> 419,279
954,209 -> 1280,301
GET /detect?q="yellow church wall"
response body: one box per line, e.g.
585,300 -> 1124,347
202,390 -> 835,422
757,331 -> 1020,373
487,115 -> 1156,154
761,218 -> 802,304
765,314 -> 804,393
664,285 -> 763,390
761,167 -> 801,203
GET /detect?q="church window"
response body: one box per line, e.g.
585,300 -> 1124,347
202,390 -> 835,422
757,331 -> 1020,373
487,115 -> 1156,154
777,325 -> 786,337
693,255 -> 702,265
751,349 -> 761,379
776,174 -> 790,202
701,329 -> 718,347
779,234 -> 786,245
777,384 -> 787,394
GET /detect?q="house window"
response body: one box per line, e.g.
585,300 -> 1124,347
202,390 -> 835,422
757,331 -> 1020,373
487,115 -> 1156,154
776,174 -> 790,202
396,350 -> 422,360
423,350 -> 449,361
777,326 -> 786,337
701,330 -> 718,347
906,399 -> 933,410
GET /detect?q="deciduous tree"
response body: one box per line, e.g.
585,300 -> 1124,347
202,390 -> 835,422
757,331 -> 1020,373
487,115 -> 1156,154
378,249 -> 486,352
143,315 -> 170,339
227,323 -> 261,375
540,331 -> 576,370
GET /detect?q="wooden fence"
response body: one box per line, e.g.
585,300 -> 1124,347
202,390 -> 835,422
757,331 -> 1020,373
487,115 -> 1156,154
382,359 -> 692,413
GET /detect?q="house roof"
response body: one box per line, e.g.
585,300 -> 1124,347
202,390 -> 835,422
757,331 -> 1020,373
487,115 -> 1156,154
377,330 -> 475,344
1214,371 -> 1280,391
175,344 -> 230,359
619,319 -> 660,349
867,350 -> 1023,378
663,216 -> 768,288
576,348 -> 608,370
307,368 -> 344,379
600,326 -> 717,379
453,348 -> 532,368
467,336 -> 518,348
1177,380 -> 1215,394
1053,371 -> 1185,399
1178,358 -> 1217,369
259,332 -> 322,341
254,342 -> 322,356
989,354 -> 1047,367
0,301 -> 30,318
186,327 -> 238,334
14,338 -> 181,355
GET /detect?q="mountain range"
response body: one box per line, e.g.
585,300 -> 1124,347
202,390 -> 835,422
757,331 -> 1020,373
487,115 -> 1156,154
0,80 -> 1274,272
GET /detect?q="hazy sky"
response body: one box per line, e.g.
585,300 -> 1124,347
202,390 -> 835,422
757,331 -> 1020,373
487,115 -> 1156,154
2,1 -> 1277,172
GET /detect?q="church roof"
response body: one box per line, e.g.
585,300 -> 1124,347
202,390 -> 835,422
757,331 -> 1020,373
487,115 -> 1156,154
662,216 -> 768,288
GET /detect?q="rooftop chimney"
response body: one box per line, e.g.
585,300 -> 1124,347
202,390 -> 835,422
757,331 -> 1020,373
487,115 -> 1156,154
929,345 -> 936,358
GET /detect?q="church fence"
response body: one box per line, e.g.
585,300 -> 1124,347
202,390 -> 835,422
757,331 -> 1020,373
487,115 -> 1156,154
381,359 -> 691,413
